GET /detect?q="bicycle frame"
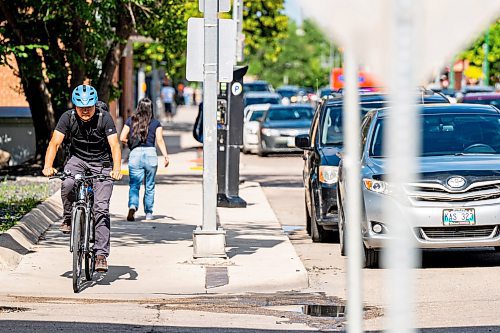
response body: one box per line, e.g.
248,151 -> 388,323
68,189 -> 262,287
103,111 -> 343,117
70,176 -> 94,254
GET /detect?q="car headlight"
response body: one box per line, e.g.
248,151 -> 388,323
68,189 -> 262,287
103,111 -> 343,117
363,178 -> 391,194
261,128 -> 280,136
319,166 -> 339,184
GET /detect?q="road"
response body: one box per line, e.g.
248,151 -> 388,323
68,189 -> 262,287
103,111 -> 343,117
241,153 -> 500,332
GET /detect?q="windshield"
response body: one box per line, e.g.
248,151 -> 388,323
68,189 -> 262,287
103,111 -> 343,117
321,102 -> 385,145
245,97 -> 281,107
370,114 -> 500,157
249,110 -> 265,121
266,108 -> 314,121
245,83 -> 271,92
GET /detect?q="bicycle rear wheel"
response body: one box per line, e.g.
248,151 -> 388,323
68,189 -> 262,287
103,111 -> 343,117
72,209 -> 85,293
85,252 -> 95,281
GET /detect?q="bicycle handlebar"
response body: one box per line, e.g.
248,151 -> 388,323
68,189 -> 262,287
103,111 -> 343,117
49,172 -> 115,182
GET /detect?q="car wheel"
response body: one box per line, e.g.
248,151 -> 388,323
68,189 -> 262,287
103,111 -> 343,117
305,196 -> 311,236
257,141 -> 268,157
494,246 -> 500,252
338,207 -> 346,256
311,200 -> 328,243
363,245 -> 379,268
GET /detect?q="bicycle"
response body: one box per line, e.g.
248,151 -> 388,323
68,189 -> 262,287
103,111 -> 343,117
51,170 -> 112,293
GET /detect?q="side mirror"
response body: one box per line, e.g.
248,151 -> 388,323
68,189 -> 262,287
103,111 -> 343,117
295,134 -> 312,150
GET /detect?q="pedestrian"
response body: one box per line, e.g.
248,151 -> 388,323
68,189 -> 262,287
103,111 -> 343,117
119,98 -> 170,221
42,84 -> 123,272
184,85 -> 194,105
161,78 -> 175,123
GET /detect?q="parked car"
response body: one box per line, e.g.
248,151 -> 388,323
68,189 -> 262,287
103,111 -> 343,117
461,92 -> 500,108
244,92 -> 281,107
244,81 -> 274,93
337,103 -> 500,268
276,85 -> 303,104
257,104 -> 314,157
242,104 -> 270,154
295,90 -> 449,242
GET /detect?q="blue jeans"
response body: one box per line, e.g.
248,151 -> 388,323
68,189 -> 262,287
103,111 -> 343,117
128,147 -> 158,214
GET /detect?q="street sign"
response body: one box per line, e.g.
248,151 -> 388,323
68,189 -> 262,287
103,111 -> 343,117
199,0 -> 230,12
186,18 -> 236,83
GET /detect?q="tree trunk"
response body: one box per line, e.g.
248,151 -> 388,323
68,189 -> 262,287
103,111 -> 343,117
97,9 -> 133,103
16,53 -> 56,166
96,41 -> 128,103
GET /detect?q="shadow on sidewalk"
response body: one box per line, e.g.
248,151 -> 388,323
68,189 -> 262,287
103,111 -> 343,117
60,265 -> 139,291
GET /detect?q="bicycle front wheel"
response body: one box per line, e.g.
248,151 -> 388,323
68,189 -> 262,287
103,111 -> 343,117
72,208 -> 85,293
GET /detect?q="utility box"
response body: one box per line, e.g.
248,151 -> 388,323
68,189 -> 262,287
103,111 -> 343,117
0,107 -> 35,166
217,66 -> 248,208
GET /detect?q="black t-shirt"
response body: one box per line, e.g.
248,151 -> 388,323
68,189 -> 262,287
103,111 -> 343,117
55,109 -> 117,164
125,117 -> 162,148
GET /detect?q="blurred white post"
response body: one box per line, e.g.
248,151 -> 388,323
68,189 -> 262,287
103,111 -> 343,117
233,0 -> 244,63
383,1 -> 419,332
343,48 -> 364,333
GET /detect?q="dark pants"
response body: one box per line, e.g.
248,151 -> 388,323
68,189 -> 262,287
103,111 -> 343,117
61,156 -> 113,257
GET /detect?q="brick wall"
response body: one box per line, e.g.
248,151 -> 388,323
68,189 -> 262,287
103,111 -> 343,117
0,57 -> 29,107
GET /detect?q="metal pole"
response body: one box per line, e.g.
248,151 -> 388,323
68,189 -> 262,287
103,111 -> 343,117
203,0 -> 218,231
483,29 -> 490,86
343,48 -> 363,333
384,0 -> 418,332
233,0 -> 244,63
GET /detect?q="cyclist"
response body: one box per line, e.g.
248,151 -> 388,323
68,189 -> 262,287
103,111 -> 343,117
42,84 -> 123,272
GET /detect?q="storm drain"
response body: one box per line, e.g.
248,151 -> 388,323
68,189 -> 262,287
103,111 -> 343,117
205,266 -> 229,289
304,304 -> 346,318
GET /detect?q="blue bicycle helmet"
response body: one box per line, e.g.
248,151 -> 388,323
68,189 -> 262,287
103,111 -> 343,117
72,84 -> 98,107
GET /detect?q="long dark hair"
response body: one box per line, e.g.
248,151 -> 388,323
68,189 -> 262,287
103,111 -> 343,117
131,98 -> 153,143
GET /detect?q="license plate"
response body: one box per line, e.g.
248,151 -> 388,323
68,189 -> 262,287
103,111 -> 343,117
287,137 -> 295,147
443,208 -> 476,226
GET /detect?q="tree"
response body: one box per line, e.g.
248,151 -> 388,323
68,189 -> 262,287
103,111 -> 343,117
459,20 -> 500,85
0,0 -> 186,165
247,19 -> 333,89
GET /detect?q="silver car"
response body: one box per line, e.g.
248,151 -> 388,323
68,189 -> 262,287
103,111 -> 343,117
242,104 -> 270,154
338,103 -> 500,267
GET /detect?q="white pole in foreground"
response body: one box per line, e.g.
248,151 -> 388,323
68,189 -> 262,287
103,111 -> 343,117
384,0 -> 418,331
193,0 -> 227,258
343,48 -> 363,333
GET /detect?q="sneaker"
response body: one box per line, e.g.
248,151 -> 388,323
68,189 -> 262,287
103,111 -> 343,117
127,207 -> 136,221
95,255 -> 108,273
59,223 -> 71,234
145,213 -> 153,221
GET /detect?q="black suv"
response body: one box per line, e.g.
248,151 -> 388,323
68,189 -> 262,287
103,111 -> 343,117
295,90 -> 449,242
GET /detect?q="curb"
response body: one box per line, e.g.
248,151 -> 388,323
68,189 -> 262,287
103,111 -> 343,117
0,190 -> 63,271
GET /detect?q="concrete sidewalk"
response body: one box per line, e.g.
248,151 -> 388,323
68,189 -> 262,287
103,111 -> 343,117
0,106 -> 308,298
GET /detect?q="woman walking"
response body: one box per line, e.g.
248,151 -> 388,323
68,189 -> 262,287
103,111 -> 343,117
120,98 -> 169,221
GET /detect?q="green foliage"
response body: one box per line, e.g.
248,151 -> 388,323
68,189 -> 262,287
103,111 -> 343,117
242,0 -> 288,62
133,1 -> 199,80
0,181 -> 50,232
247,19 -> 333,89
459,20 -> 500,84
